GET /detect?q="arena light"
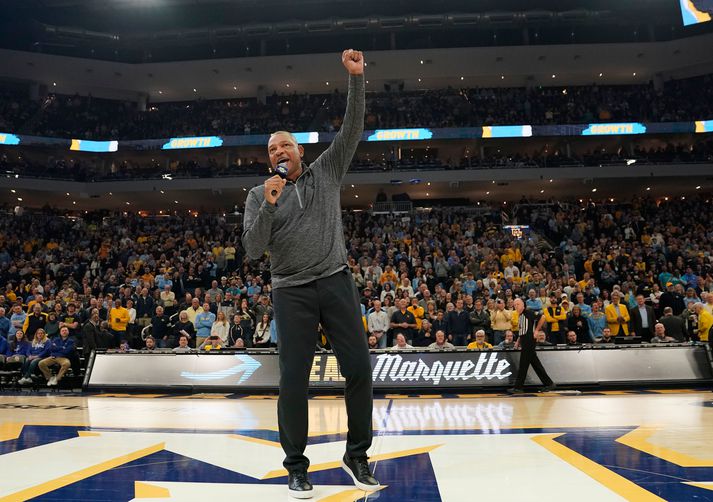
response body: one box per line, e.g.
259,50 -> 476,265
592,188 -> 597,192
0,133 -> 21,146
626,159 -> 637,166
10,189 -> 15,193
696,185 -> 701,189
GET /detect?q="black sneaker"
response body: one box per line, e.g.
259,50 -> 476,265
287,470 -> 313,499
341,454 -> 381,492
539,384 -> 557,393
506,388 -> 525,394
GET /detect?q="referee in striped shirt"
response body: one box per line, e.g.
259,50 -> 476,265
508,298 -> 556,393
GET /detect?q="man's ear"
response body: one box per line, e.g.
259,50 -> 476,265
298,144 -> 305,158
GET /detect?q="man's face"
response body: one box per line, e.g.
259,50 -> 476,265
368,336 -> 377,347
435,331 -> 445,344
267,132 -> 304,178
179,337 -> 188,347
655,324 -> 665,337
567,332 -> 577,343
535,332 -> 546,343
603,328 -> 611,338
636,295 -> 645,307
60,327 -> 69,338
504,331 -> 514,343
396,334 -> 406,346
476,332 -> 485,343
373,300 -> 381,311
146,338 -> 155,349
456,300 -> 463,310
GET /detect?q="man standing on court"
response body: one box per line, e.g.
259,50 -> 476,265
508,298 -> 556,394
242,49 -> 379,499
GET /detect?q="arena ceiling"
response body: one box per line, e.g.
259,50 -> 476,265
0,0 -> 704,64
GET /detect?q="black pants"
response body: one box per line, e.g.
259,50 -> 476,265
514,338 -> 554,389
273,269 -> 373,473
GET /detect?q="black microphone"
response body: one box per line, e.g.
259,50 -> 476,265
271,163 -> 289,197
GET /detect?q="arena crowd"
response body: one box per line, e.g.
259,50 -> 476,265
0,73 -> 712,141
0,196 -> 711,386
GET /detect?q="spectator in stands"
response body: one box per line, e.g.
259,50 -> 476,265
109,299 -> 130,346
60,303 -> 81,340
210,310 -> 230,344
427,330 -> 454,350
173,311 -> 196,348
0,334 -> 6,367
490,299 -> 513,345
597,328 -> 616,344
183,298 -> 203,326
525,290 -> 543,315
45,312 -> 60,339
195,302 -> 216,346
587,303 -> 607,340
413,319 -> 434,347
535,331 -> 553,346
651,323 -> 675,343
693,303 -> 712,344
82,308 -> 106,355
9,303 -> 26,341
172,334 -> 191,353
659,307 -> 686,342
542,296 -> 567,344
407,296 -> 424,330
630,294 -> 656,342
390,298 -> 417,345
367,335 -> 379,350
567,306 -> 591,343
660,283 -> 685,316
159,285 -> 176,315
0,307 -> 9,340
467,330 -> 493,350
565,331 -> 581,346
446,298 -> 471,346
18,328 -> 51,384
390,333 -> 414,351
5,329 -> 30,370
39,326 -> 75,386
253,313 -> 272,348
143,336 -> 157,351
150,306 -> 172,348
228,314 -> 248,348
496,330 -> 516,349
199,334 -> 224,351
367,299 -> 389,349
23,303 -> 47,341
605,292 -> 631,336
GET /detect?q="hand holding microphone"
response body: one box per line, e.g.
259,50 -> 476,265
264,162 -> 289,205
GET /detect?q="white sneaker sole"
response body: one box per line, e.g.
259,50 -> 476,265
287,487 -> 313,499
341,460 -> 381,492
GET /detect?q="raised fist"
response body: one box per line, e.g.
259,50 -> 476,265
342,49 -> 364,75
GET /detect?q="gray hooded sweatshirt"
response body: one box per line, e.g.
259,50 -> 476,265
242,74 -> 365,290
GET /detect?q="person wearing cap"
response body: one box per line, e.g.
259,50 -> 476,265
660,282 -> 686,316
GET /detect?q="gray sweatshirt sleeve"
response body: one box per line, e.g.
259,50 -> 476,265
313,73 -> 365,184
241,190 -> 277,260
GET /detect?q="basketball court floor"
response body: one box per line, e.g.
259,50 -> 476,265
0,389 -> 712,501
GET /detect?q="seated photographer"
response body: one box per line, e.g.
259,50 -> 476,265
496,330 -> 516,349
427,330 -> 454,350
142,336 -> 157,351
595,327 -> 616,344
198,334 -> 224,351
